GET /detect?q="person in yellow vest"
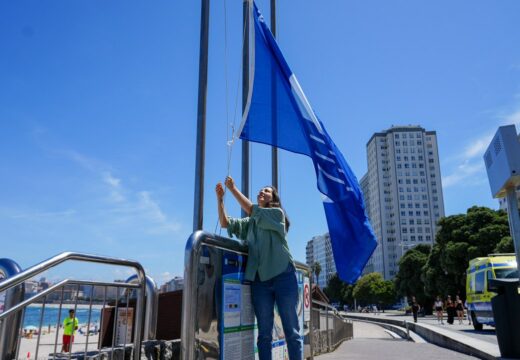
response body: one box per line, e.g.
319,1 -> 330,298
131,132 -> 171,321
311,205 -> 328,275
62,309 -> 79,353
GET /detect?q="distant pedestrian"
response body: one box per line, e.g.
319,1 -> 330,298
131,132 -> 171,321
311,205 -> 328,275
446,295 -> 455,325
410,296 -> 420,323
61,309 -> 79,353
455,295 -> 464,324
434,295 -> 444,324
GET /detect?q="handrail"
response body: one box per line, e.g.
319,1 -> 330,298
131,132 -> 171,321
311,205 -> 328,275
182,231 -> 313,360
0,279 -> 140,321
0,258 -> 24,360
125,274 -> 158,340
0,252 -> 147,360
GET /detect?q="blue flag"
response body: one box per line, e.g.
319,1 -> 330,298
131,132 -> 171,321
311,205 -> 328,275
238,3 -> 377,283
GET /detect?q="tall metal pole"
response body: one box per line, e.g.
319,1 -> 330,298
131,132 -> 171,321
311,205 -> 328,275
270,0 -> 279,190
193,0 -> 210,231
505,188 -> 520,270
242,0 -> 250,216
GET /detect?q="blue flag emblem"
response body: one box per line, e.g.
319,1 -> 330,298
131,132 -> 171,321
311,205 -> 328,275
238,3 -> 377,283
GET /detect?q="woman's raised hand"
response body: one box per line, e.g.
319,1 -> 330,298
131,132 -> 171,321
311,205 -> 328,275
215,183 -> 225,200
224,176 -> 235,190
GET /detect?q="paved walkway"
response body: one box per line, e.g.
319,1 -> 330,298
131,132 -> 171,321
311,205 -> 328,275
316,321 -> 479,359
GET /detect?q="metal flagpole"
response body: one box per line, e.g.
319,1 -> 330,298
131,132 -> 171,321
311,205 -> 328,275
193,0 -> 210,231
270,0 -> 279,190
242,0 -> 251,216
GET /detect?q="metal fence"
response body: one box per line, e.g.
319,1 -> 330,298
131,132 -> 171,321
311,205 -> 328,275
311,300 -> 353,356
0,252 -> 151,360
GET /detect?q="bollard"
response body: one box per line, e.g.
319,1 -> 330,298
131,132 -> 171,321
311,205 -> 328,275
404,320 -> 410,340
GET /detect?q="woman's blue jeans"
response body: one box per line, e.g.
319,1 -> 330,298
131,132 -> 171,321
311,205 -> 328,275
251,264 -> 303,360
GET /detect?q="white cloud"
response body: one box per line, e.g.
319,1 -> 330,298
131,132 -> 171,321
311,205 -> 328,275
9,209 -> 77,220
442,96 -> 520,189
502,107 -> 520,128
442,161 -> 485,188
103,172 -> 125,203
462,133 -> 493,160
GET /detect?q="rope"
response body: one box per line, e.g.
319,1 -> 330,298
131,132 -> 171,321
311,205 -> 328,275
215,0 -> 249,235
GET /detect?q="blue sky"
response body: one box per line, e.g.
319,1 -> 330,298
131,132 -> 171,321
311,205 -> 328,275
1,1 -> 520,284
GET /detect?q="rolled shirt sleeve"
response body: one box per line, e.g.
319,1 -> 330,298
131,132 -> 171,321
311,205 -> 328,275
226,216 -> 251,241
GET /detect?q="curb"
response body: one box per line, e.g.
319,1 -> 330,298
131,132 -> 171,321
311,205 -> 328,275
344,314 -> 500,360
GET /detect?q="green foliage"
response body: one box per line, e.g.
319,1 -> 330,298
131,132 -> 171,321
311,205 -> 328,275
423,206 -> 510,299
353,272 -> 396,306
494,236 -> 514,253
323,273 -> 344,303
311,261 -> 322,285
394,244 -> 430,305
323,273 -> 355,305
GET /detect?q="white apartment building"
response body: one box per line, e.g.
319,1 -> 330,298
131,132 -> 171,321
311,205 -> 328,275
361,125 -> 445,279
306,233 -> 336,288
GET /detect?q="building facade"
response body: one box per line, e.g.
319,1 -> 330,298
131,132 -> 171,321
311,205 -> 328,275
361,125 -> 445,279
306,233 -> 336,288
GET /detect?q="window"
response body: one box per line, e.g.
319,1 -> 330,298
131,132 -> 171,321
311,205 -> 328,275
400,195 -> 405,200
423,211 -> 429,216
416,211 -> 421,216
395,141 -> 400,146
401,211 -> 406,216
408,211 -> 413,216
411,235 -> 416,241
409,219 -> 414,225
395,134 -> 400,139
475,272 -> 485,294
406,179 -> 411,184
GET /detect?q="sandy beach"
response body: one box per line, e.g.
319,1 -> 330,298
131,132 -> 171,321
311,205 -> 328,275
18,328 -> 100,360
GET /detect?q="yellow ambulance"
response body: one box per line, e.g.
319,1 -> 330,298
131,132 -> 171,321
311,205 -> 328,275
466,254 -> 518,330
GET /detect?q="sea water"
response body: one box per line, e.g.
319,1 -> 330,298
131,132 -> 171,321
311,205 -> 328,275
22,305 -> 101,328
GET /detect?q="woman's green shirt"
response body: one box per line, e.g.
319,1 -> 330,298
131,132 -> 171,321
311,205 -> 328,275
227,205 -> 293,281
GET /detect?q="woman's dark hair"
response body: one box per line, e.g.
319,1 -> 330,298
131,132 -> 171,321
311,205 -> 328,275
265,186 -> 290,232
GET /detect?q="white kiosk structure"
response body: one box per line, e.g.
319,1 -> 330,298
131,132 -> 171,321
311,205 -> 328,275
484,124 -> 520,269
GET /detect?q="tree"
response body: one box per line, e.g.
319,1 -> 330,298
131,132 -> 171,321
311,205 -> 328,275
423,207 -> 510,299
353,272 -> 396,307
311,261 -> 322,286
494,236 -> 514,253
394,244 -> 430,306
323,273 -> 345,303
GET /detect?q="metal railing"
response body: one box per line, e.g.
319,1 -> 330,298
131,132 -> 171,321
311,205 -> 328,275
181,230 -> 313,360
311,299 -> 353,355
0,252 -> 148,360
